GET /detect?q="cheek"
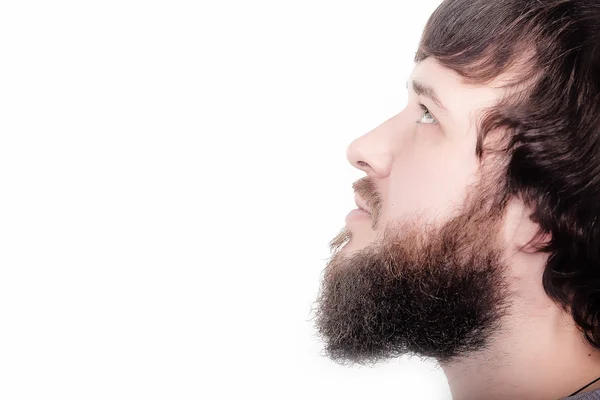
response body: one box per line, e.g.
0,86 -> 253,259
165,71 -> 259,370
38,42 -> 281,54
386,144 -> 479,222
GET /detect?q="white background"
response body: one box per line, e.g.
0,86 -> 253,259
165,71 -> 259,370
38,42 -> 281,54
0,0 -> 451,399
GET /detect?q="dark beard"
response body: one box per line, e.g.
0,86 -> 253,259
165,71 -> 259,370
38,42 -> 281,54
313,185 -> 515,366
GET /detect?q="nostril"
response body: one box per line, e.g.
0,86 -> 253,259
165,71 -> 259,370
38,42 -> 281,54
357,161 -> 369,168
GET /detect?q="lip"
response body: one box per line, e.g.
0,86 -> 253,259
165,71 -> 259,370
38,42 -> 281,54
354,193 -> 371,215
345,208 -> 371,224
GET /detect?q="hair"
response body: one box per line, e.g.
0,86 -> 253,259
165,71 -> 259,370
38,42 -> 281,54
415,0 -> 600,348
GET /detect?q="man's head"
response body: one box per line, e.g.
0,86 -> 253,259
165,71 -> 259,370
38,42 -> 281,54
314,0 -> 600,366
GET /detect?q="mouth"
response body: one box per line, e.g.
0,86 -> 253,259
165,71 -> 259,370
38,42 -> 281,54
345,207 -> 372,225
345,194 -> 373,225
354,194 -> 372,215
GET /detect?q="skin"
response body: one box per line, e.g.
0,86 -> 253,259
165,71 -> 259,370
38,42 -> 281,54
314,57 -> 600,400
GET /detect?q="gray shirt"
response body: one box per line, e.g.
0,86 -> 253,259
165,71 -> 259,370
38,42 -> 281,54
563,389 -> 600,400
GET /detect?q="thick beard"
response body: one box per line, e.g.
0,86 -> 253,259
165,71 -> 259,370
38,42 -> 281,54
313,182 -> 515,366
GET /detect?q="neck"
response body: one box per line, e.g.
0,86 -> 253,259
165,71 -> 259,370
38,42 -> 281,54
441,312 -> 600,399
440,251 -> 600,400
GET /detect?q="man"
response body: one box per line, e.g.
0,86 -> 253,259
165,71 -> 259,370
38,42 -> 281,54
313,0 -> 600,399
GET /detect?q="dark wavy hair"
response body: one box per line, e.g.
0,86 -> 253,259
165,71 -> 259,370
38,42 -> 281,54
415,0 -> 600,347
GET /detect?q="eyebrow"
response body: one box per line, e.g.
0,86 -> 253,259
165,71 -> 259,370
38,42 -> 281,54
406,80 -> 448,112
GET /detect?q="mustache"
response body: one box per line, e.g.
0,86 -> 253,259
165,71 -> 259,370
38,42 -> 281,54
352,176 -> 379,210
352,176 -> 382,230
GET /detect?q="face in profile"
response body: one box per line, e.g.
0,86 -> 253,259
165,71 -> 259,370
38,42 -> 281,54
314,57 -> 517,365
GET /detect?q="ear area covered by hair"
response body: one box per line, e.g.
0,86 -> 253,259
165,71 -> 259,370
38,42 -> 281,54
503,196 -> 551,254
521,225 -> 552,254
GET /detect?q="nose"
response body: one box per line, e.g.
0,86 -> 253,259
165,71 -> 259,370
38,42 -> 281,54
346,121 -> 394,179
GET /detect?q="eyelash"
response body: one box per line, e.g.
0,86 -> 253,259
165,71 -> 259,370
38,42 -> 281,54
416,103 -> 437,125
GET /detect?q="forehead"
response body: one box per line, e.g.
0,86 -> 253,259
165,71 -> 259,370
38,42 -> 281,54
408,57 -> 506,124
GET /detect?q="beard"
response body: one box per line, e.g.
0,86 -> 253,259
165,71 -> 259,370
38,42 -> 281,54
313,176 -> 515,366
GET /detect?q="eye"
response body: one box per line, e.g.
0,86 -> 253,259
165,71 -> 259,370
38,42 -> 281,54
416,103 -> 437,125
